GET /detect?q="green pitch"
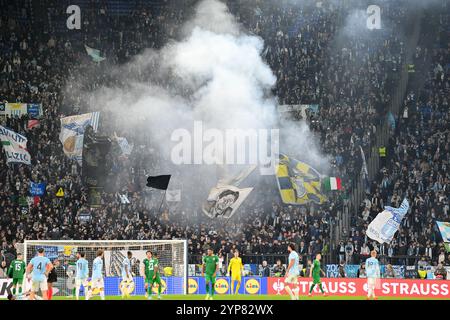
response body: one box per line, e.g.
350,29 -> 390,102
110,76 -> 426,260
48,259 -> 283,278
46,294 -> 446,300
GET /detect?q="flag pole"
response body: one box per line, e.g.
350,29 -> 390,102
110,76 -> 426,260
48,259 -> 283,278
157,190 -> 167,214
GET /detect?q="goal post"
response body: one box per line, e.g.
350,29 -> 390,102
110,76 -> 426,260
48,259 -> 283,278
23,240 -> 188,298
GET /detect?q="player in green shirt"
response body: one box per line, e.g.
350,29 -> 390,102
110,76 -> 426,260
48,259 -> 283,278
143,250 -> 162,300
202,248 -> 219,300
308,253 -> 327,296
7,253 -> 26,295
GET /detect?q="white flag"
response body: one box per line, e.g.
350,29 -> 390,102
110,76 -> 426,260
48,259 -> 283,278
85,45 -> 106,62
0,126 -> 31,165
366,198 -> 409,244
116,136 -> 133,156
202,185 -> 253,219
118,193 -> 130,204
59,112 -> 100,164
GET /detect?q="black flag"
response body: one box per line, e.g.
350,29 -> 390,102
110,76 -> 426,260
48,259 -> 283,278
146,175 -> 171,190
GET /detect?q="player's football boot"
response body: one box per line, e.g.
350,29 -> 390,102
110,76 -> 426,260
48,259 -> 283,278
205,294 -> 210,300
158,295 -> 162,300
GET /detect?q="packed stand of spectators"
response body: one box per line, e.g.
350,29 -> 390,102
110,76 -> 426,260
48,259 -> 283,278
0,0 -> 431,272
344,0 -> 450,269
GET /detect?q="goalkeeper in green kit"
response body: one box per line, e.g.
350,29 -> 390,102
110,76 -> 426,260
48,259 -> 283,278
7,253 -> 26,295
143,250 -> 162,300
308,253 -> 328,297
202,248 -> 219,300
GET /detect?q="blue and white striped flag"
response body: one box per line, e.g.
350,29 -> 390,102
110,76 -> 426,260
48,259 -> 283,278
367,198 -> 409,244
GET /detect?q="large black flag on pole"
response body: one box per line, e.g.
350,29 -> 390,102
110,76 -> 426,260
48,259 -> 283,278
146,175 -> 171,190
147,175 -> 172,215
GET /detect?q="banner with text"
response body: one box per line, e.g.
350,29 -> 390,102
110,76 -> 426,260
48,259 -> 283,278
0,125 -> 31,165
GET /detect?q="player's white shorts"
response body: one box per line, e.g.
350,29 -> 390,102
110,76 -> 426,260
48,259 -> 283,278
285,274 -> 299,284
32,279 -> 48,292
367,277 -> 377,288
75,278 -> 89,288
91,277 -> 104,288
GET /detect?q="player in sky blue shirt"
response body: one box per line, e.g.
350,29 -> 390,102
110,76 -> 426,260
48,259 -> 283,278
75,252 -> 89,300
121,251 -> 133,279
120,251 -> 133,299
365,250 -> 381,299
288,250 -> 300,276
92,256 -> 103,279
285,243 -> 300,300
26,248 -> 53,300
76,255 -> 89,279
90,249 -> 105,301
30,255 -> 51,281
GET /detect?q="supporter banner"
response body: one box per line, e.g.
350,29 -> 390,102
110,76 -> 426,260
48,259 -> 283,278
202,185 -> 253,219
367,198 -> 409,243
29,182 -> 46,196
59,112 -> 100,164
0,103 -> 43,118
0,125 -> 31,165
276,153 -> 326,205
78,211 -> 92,223
26,103 -> 43,117
26,246 -> 59,260
5,103 -> 27,117
405,265 -> 418,279
326,264 -> 406,278
436,221 -> 450,244
27,120 -> 40,130
267,277 -> 449,298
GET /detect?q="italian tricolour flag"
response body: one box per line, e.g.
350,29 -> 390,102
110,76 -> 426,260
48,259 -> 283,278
323,177 -> 342,191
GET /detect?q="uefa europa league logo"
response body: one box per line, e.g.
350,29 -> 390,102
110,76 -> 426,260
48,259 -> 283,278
272,279 -> 285,295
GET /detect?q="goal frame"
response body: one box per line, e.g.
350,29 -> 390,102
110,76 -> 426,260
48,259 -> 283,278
23,239 -> 188,295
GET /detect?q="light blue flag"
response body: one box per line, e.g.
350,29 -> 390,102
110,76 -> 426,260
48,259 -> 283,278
436,221 -> 450,243
85,45 -> 106,63
366,198 -> 409,244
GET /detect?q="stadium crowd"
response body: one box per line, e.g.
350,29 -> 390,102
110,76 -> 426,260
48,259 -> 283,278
0,0 -> 448,277
346,1 -> 450,269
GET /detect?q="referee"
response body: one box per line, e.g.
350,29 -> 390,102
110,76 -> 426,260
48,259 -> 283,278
47,259 -> 59,300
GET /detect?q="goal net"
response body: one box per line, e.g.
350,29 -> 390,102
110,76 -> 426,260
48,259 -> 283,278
23,240 -> 188,298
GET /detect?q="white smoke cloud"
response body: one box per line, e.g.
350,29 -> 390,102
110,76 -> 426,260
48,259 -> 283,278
68,0 -> 330,205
